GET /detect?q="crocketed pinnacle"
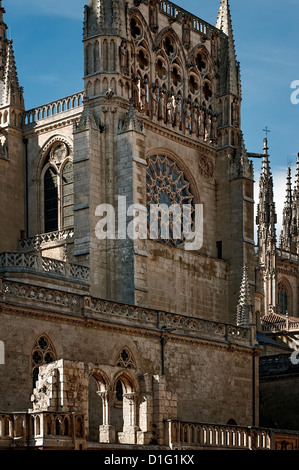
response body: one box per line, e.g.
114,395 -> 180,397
236,266 -> 253,327
256,138 -> 277,243
216,0 -> 240,97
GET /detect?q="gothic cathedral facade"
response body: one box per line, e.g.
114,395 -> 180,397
0,0 -> 297,450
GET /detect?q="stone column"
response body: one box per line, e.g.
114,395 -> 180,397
118,392 -> 139,444
97,391 -> 115,443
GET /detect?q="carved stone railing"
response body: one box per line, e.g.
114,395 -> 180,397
1,277 -> 252,345
23,91 -> 84,127
0,252 -> 89,283
86,298 -> 253,345
0,412 -> 85,449
19,228 -> 74,251
165,420 -> 273,450
160,0 -> 217,36
2,280 -> 82,311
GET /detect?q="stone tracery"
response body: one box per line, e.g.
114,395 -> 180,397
146,154 -> 195,246
127,12 -> 218,143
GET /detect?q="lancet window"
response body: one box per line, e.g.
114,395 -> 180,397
41,141 -> 74,233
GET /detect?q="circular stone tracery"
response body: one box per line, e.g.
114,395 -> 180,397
146,155 -> 194,246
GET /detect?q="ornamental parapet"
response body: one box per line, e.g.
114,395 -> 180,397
1,278 -> 254,348
0,252 -> 89,283
0,411 -> 85,450
19,228 -> 74,251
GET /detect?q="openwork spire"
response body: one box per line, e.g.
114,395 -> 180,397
280,159 -> 299,254
256,138 -> 277,245
216,0 -> 240,97
237,266 -> 253,327
279,167 -> 293,251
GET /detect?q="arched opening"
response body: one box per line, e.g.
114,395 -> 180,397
44,167 -> 58,233
111,372 -> 138,444
278,280 -> 292,315
88,375 -> 103,442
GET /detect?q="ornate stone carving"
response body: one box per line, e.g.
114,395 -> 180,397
198,155 -> 214,181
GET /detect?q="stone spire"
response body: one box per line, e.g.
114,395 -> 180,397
0,0 -> 7,81
279,167 -> 293,252
256,138 -> 277,245
237,266 -> 253,326
0,3 -> 23,109
216,0 -> 240,97
256,138 -> 278,316
1,39 -> 24,108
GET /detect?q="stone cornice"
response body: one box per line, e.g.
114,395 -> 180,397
0,279 -> 256,352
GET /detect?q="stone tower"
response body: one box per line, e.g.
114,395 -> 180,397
71,0 -> 255,323
0,0 -> 25,251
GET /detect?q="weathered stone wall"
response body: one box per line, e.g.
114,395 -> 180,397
0,129 -> 25,252
260,354 -> 299,431
0,305 -> 257,432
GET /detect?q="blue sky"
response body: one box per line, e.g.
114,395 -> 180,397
4,0 -> 299,232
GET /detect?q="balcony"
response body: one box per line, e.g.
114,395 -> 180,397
0,411 -> 85,450
0,252 -> 90,283
19,228 -> 74,252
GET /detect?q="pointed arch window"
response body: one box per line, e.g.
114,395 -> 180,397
42,142 -> 74,233
44,167 -> 58,233
278,282 -> 289,315
32,334 -> 56,388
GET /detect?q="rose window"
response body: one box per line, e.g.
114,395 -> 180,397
146,155 -> 194,246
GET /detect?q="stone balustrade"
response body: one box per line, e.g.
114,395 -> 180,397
165,420 -> 273,450
0,252 -> 90,283
1,276 -> 253,345
23,91 -> 84,127
160,0 -> 216,36
0,411 -> 85,449
19,228 -> 74,251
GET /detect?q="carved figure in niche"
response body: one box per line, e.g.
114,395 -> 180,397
232,98 -> 239,127
140,81 -> 147,113
149,0 -> 158,31
173,96 -> 181,129
184,101 -> 191,134
158,89 -> 166,122
120,41 -> 129,75
50,143 -> 68,165
166,94 -> 174,124
191,104 -> 198,135
197,107 -> 205,140
182,18 -> 191,49
205,113 -> 212,143
132,77 -> 140,109
199,156 -> 214,181
212,114 -> 218,143
151,85 -> 158,119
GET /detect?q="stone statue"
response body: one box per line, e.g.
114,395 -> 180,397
151,85 -> 158,119
184,101 -> 191,134
197,107 -> 205,140
205,113 -> 212,142
120,41 -> 129,75
158,89 -> 166,122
